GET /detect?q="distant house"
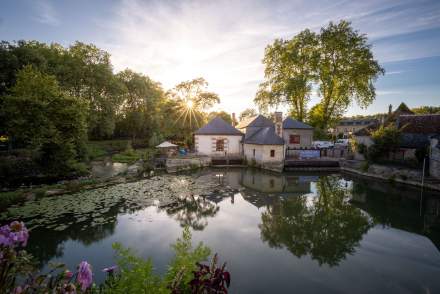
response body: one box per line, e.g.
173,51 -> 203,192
430,135 -> 440,179
353,103 -> 440,161
333,118 -> 378,138
282,117 -> 314,148
194,117 -> 243,156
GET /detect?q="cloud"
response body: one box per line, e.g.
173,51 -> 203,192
34,0 -> 59,26
97,0 -> 440,114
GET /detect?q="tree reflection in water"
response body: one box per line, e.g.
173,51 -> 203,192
163,195 -> 220,230
259,176 -> 373,266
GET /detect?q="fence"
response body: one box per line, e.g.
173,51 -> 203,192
286,147 -> 351,159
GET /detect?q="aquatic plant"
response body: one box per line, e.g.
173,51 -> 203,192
0,221 -> 231,293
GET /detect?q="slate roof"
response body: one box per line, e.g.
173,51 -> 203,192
236,116 -> 257,129
244,126 -> 284,145
397,114 -> 440,133
283,117 -> 313,129
237,115 -> 275,129
194,117 -> 243,136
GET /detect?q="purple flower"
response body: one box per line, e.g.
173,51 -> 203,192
0,221 -> 29,247
77,261 -> 93,291
102,265 -> 117,273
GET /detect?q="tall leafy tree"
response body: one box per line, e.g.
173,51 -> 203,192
256,30 -> 318,121
207,111 -> 232,124
256,20 -> 384,129
238,108 -> 258,121
314,21 -> 384,129
116,69 -> 164,142
167,78 -> 220,143
2,65 -> 87,174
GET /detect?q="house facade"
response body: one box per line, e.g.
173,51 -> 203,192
282,117 -> 314,149
194,117 -> 243,156
333,119 -> 377,138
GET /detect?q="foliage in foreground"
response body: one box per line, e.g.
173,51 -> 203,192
0,222 -> 230,293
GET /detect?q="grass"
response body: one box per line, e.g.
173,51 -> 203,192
86,139 -> 131,160
112,147 -> 158,164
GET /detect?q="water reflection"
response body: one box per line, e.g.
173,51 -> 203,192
2,168 -> 440,292
258,175 -> 373,266
164,195 -> 220,230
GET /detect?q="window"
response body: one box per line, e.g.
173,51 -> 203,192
289,135 -> 300,144
270,179 -> 274,188
270,150 -> 275,157
216,139 -> 224,151
253,149 -> 255,157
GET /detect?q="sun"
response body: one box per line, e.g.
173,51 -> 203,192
186,100 -> 194,109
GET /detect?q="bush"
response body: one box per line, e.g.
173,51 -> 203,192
367,124 -> 401,162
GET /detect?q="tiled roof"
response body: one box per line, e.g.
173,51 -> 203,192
247,115 -> 274,128
195,117 -> 243,136
283,117 -> 313,129
244,126 -> 284,145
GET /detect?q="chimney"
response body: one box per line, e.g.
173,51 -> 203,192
274,111 -> 283,136
388,104 -> 392,116
231,113 -> 237,126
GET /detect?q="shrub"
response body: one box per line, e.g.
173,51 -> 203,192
367,124 -> 401,162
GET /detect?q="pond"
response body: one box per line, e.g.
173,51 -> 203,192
1,168 -> 440,293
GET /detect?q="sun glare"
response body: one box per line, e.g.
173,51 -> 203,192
186,100 -> 194,109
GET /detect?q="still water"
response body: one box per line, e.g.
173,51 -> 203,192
2,168 -> 440,293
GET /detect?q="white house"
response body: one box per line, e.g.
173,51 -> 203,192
194,117 -> 243,156
239,115 -> 285,172
282,117 -> 314,149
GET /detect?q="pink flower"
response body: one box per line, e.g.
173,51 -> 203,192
0,221 -> 29,247
102,265 -> 117,273
77,261 -> 93,291
64,270 -> 73,279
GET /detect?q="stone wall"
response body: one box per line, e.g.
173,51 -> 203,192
244,143 -> 284,172
166,157 -> 211,173
430,137 -> 440,179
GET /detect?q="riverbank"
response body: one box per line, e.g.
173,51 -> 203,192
340,160 -> 440,192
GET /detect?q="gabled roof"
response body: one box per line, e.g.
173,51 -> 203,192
397,114 -> 440,134
236,116 -> 257,129
283,117 -> 313,129
195,117 -> 243,136
244,126 -> 284,145
248,115 -> 274,128
237,115 -> 275,130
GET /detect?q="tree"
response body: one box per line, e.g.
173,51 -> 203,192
255,30 -> 318,121
2,65 -> 88,174
256,20 -> 384,129
411,106 -> 440,114
239,108 -> 257,121
166,78 -> 220,144
115,69 -> 164,142
207,111 -> 232,124
313,21 -> 384,129
367,123 -> 402,161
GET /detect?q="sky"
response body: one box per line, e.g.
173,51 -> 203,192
1,0 -> 440,116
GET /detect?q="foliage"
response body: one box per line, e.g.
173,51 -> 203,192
411,106 -> 440,114
256,30 -> 318,121
189,254 -> 231,294
1,221 -> 229,294
256,20 -> 384,129
2,65 -> 88,175
238,108 -> 257,121
208,111 -> 232,124
367,124 -> 401,162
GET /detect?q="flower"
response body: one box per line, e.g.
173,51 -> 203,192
102,265 -> 117,273
77,261 -> 93,291
64,270 -> 73,279
0,221 -> 29,247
